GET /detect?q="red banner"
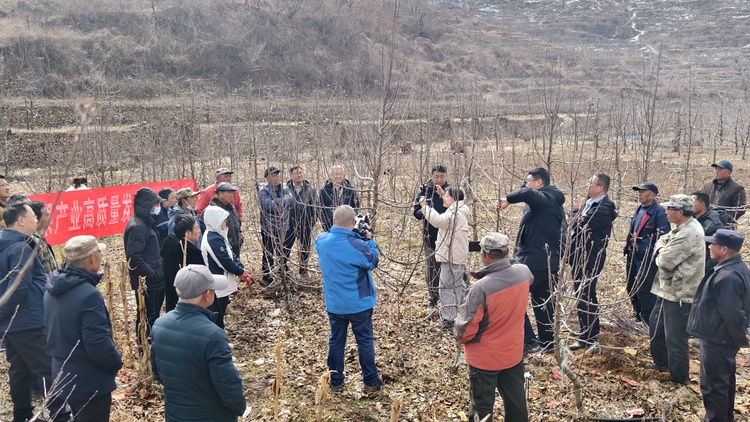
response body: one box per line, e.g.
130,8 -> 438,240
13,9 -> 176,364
28,179 -> 197,246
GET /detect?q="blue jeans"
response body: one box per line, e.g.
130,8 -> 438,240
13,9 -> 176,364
327,308 -> 379,387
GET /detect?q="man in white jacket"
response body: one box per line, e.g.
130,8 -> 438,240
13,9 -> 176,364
420,186 -> 471,330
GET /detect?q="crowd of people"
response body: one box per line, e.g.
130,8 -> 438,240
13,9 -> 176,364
0,157 -> 748,421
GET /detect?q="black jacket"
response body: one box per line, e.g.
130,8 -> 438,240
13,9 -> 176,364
161,234 -> 205,303
319,179 -> 360,231
687,255 -> 750,347
697,210 -> 725,271
506,184 -> 565,275
0,228 -> 47,333
568,195 -> 618,277
151,302 -> 246,421
624,201 -> 670,268
287,179 -> 318,229
209,197 -> 243,256
413,181 -> 449,249
44,264 -> 123,402
124,188 -> 164,290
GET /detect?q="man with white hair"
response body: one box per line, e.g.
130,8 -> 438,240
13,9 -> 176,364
319,165 -> 360,232
45,235 -> 122,421
151,265 -> 246,421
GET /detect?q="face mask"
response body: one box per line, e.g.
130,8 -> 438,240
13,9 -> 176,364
152,206 -> 161,216
187,205 -> 194,211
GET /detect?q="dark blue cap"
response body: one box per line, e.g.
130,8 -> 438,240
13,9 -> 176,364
632,182 -> 658,194
711,160 -> 733,172
704,229 -> 744,251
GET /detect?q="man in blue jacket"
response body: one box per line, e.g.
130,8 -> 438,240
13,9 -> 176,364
688,230 -> 750,421
45,235 -> 122,421
0,203 -> 70,422
259,166 -> 293,286
151,265 -> 246,421
624,182 -> 670,324
315,205 -> 382,393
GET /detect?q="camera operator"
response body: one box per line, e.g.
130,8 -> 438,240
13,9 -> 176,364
315,205 -> 382,393
413,163 -> 450,308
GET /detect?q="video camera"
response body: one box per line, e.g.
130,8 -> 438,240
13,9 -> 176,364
353,213 -> 372,238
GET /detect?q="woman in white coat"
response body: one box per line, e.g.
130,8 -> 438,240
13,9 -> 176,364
420,186 -> 470,329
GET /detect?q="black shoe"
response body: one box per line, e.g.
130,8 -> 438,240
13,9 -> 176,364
524,343 -> 542,354
330,383 -> 344,393
645,362 -> 669,373
569,340 -> 595,351
427,299 -> 437,309
363,375 -> 383,393
435,320 -> 454,330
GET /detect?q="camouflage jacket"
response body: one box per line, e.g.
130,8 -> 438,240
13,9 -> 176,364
651,217 -> 705,303
32,232 -> 58,274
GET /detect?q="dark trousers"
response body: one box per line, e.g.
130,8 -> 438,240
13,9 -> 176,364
649,297 -> 691,384
424,241 -> 440,304
625,254 -> 658,323
523,270 -> 555,347
135,288 -> 165,343
283,221 -> 313,276
327,308 -> 379,387
165,282 -> 179,313
573,272 -> 600,341
208,295 -> 230,329
261,230 -> 284,285
70,393 -> 112,422
700,340 -> 740,422
467,360 -> 528,422
5,328 -> 71,422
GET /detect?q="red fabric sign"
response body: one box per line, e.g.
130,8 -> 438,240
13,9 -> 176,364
28,179 -> 197,246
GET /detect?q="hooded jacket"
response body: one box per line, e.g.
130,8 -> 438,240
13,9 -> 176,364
315,227 -> 378,315
454,258 -> 532,371
167,203 -> 199,235
151,302 -> 246,422
423,200 -> 471,265
687,255 -> 750,347
568,194 -> 618,276
209,197 -> 243,256
258,182 -> 293,235
413,181 -> 450,249
506,184 -> 566,274
319,179 -> 360,232
124,188 -> 164,290
201,206 -> 244,298
286,179 -> 318,229
44,264 -> 123,403
0,228 -> 47,333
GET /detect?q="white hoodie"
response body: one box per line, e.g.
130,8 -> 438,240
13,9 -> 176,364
201,206 -> 238,298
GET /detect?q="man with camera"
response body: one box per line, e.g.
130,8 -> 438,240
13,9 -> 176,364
315,205 -> 382,393
413,163 -> 450,308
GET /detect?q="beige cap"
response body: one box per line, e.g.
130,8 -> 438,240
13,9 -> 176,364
64,235 -> 106,262
175,187 -> 199,201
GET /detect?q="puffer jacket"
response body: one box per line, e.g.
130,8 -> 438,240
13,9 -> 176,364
423,200 -> 471,265
151,302 -> 246,422
701,177 -> 746,222
44,264 -> 122,403
0,228 -> 47,333
454,258 -> 532,371
687,255 -> 750,347
651,217 -> 705,303
124,188 -> 164,291
319,179 -> 360,232
506,184 -> 565,274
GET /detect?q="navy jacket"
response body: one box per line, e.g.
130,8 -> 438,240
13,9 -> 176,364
156,203 -> 170,246
124,189 -> 164,290
319,179 -> 360,232
624,201 -> 670,268
151,302 -> 246,421
506,184 -> 566,275
688,255 -> 750,348
204,231 -> 245,277
0,228 -> 47,333
44,264 -> 123,402
258,183 -> 293,235
315,227 -> 378,314
568,195 -> 618,277
209,197 -> 243,256
413,181 -> 449,249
